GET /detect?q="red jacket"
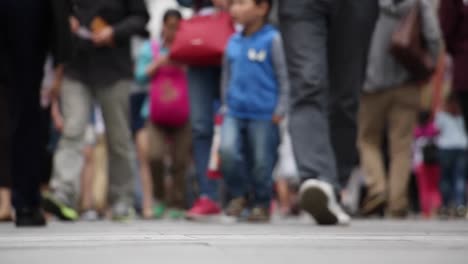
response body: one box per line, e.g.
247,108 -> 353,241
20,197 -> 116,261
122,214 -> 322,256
439,0 -> 468,91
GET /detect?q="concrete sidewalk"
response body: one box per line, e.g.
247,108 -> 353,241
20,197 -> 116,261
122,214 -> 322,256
1,219 -> 467,264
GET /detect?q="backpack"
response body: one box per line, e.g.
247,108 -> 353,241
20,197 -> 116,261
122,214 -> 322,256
422,140 -> 439,165
149,41 -> 190,127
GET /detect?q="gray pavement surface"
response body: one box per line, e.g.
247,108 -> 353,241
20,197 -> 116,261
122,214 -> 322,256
1,218 -> 468,264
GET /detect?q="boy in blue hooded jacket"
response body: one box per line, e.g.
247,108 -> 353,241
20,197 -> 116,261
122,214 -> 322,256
220,0 -> 289,222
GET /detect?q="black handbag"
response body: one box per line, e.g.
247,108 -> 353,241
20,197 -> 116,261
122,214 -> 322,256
422,140 -> 439,165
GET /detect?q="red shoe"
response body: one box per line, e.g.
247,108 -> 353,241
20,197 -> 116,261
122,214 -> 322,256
186,197 -> 221,220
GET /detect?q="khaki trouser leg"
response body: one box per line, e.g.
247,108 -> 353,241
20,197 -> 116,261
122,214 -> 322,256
358,91 -> 391,198
95,81 -> 134,207
387,85 -> 420,214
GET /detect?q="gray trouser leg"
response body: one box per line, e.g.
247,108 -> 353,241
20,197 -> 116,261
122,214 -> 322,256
51,78 -> 92,207
95,81 -> 134,207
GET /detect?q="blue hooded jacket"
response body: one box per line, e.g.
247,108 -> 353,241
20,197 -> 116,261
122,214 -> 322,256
224,25 -> 283,120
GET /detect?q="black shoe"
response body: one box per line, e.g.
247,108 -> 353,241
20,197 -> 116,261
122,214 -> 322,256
360,193 -> 386,217
299,179 -> 351,226
15,208 -> 46,227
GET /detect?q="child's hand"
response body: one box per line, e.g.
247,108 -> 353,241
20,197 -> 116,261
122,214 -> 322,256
42,79 -> 61,104
51,99 -> 64,133
44,64 -> 64,103
272,115 -> 283,125
212,0 -> 229,9
156,55 -> 170,67
49,81 -> 61,102
147,56 -> 170,77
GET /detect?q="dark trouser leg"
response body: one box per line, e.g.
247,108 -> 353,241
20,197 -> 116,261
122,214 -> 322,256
169,123 -> 192,209
458,91 -> 468,133
0,85 -> 10,189
280,0 -> 378,191
147,124 -> 169,204
453,150 -> 467,207
5,0 -> 48,209
279,0 -> 339,190
439,149 -> 455,208
328,0 -> 379,188
40,106 -> 53,187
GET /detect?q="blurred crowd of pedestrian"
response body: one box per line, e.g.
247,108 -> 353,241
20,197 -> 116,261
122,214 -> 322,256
1,0 -> 467,227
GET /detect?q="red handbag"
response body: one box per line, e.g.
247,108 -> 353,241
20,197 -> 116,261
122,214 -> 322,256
170,12 -> 235,66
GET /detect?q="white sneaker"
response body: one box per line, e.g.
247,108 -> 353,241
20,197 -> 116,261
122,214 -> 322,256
299,179 -> 351,226
111,202 -> 135,222
81,210 -> 99,221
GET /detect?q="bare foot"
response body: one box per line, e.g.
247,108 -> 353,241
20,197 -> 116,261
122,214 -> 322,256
0,209 -> 12,221
142,207 -> 153,219
0,188 -> 12,221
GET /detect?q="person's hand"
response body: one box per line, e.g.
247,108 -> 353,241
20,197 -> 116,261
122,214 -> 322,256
212,0 -> 229,9
51,99 -> 64,133
92,26 -> 114,47
42,78 -> 61,104
272,115 -> 283,125
69,16 -> 80,34
146,56 -> 170,77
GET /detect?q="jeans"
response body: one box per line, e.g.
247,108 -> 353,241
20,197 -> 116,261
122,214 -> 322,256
279,0 -> 378,190
219,116 -> 279,207
188,67 -> 221,202
439,149 -> 467,207
51,78 -> 134,208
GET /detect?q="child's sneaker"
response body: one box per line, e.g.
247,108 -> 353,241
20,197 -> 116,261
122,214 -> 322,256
111,202 -> 135,222
186,197 -> 221,220
438,207 -> 450,220
168,209 -> 185,220
247,207 -> 270,223
153,203 -> 167,219
455,205 -> 467,219
225,197 -> 247,218
42,193 -> 79,221
81,210 -> 99,221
